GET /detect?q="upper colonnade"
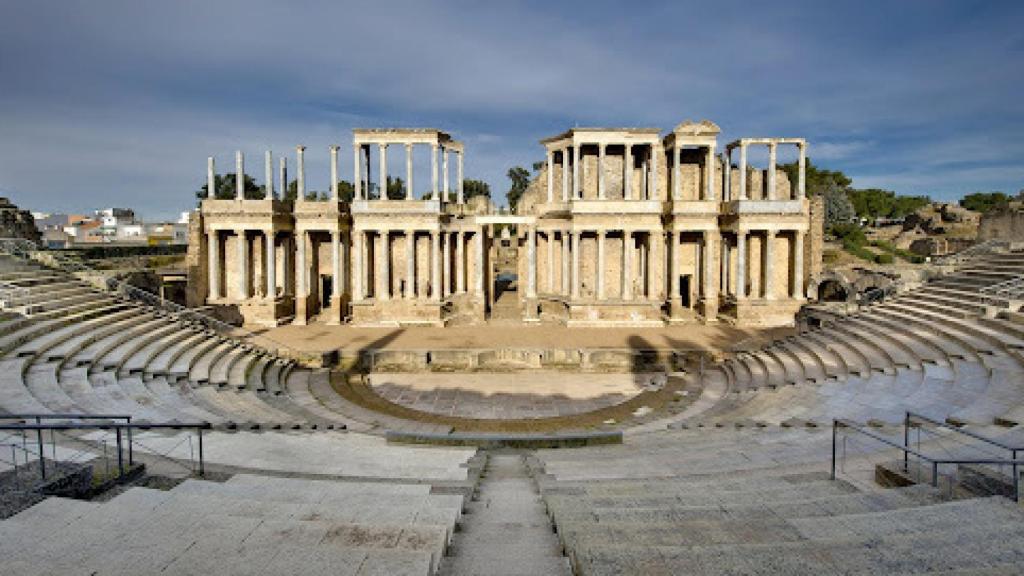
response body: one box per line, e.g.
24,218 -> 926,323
353,128 -> 465,204
724,137 -> 807,202
541,128 -> 662,203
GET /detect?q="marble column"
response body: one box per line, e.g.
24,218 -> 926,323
767,142 -> 777,201
571,231 -> 581,299
207,231 -> 220,299
672,145 -> 680,201
237,230 -> 248,299
572,145 -> 580,199
561,231 -> 570,296
340,232 -> 348,298
797,143 -> 807,199
527,227 -> 537,299
296,146 -> 306,199
736,230 -> 747,300
668,231 -> 679,300
475,229 -> 485,296
296,231 -> 308,298
266,230 -> 276,300
378,144 -> 388,199
405,144 -> 414,200
379,231 -> 390,301
330,145 -> 339,201
332,230 -> 341,299
456,231 -> 465,294
442,147 -> 449,200
405,230 -> 415,299
702,231 -> 714,301
353,230 -> 363,300
738,144 -> 747,200
793,231 -> 805,299
457,152 -> 464,205
546,150 -> 554,203
442,232 -> 451,298
353,146 -> 362,200
235,151 -> 244,199
561,149 -> 569,202
622,231 -> 633,301
706,144 -> 716,201
431,144 -> 439,198
647,233 -> 659,299
720,237 -> 729,294
596,230 -> 606,299
431,231 -> 441,301
624,144 -> 633,200
649,145 -> 659,201
598,144 -> 606,200
723,151 -> 731,201
265,151 -> 274,200
279,157 -> 288,202
546,232 -> 555,293
207,157 -> 215,199
764,230 -> 775,299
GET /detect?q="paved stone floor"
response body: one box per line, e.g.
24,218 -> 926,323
258,322 -> 790,355
368,372 -> 660,419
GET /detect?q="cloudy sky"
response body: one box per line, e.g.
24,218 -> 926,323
1,0 -> 1022,220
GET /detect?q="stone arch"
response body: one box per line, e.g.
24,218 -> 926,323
808,272 -> 855,303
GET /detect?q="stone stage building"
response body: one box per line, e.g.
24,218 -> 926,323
187,121 -> 821,328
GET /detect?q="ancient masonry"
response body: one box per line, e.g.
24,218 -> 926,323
0,197 -> 42,245
187,121 -> 821,327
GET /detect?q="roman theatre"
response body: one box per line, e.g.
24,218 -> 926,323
6,118 -> 1024,575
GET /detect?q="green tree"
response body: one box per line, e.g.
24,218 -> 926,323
463,179 -> 490,200
960,192 -> 1010,214
196,173 -> 265,204
778,158 -> 852,196
506,166 -> 531,212
822,181 -> 855,225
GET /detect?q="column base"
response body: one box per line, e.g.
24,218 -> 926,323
293,294 -> 313,326
699,297 -> 719,323
326,295 -> 349,325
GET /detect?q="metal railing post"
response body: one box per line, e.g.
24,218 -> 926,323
831,420 -> 837,480
1015,449 -> 1020,504
127,416 -> 133,466
115,426 -> 124,478
931,461 -> 939,488
903,412 -> 910,472
36,416 -> 45,480
198,428 -> 205,477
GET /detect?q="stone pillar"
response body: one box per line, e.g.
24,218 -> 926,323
330,145 -> 339,201
561,231 -> 570,296
353,145 -> 362,200
721,236 -> 729,294
546,232 -> 555,293
353,230 -> 363,301
624,144 -> 633,200
279,157 -> 288,202
767,142 -> 777,201
296,230 -> 308,295
723,151 -> 731,201
572,145 -> 580,199
340,232 -> 349,297
738,143 -> 747,201
793,230 -> 805,299
332,230 -> 341,298
431,231 -> 441,301
764,230 -> 775,299
736,230 -> 747,300
237,230 -> 248,299
207,230 -> 220,299
442,146 -> 449,200
457,152 -> 465,205
702,231 -> 714,300
296,146 -> 306,199
266,230 -> 276,300
546,150 -> 554,203
456,231 -> 465,294
475,229 -> 485,296
364,145 -> 372,198
442,232 -> 451,298
235,151 -> 245,200
598,144 -> 606,200
647,232 -> 659,299
571,231 -> 581,299
405,230 -> 415,299
431,144 -> 439,198
379,231 -> 390,301
378,144 -> 388,199
668,231 -> 678,299
622,231 -> 633,301
797,143 -> 807,199
706,144 -> 716,201
561,149 -> 569,202
649,144 -> 659,201
526,226 -> 537,299
207,156 -> 215,199
596,230 -> 606,299
405,143 -> 414,200
265,151 -> 275,200
672,145 -> 680,201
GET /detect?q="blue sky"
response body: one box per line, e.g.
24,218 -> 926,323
1,0 -> 1022,220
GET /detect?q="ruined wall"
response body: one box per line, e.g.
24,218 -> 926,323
979,208 -> 1024,242
807,194 -> 824,293
185,210 -> 207,307
0,197 -> 42,244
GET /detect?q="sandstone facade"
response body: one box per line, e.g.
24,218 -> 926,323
187,121 -> 816,327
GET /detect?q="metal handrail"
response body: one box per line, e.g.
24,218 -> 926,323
906,411 -> 1024,455
832,419 -> 1023,502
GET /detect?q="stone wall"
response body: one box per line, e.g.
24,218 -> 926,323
979,208 -> 1024,242
0,197 -> 42,244
185,210 -> 207,307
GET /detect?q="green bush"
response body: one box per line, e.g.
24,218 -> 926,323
831,223 -> 867,246
875,253 -> 894,264
842,238 -> 876,262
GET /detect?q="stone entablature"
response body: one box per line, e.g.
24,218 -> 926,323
186,120 -> 819,329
